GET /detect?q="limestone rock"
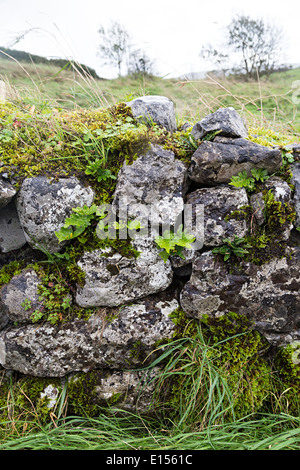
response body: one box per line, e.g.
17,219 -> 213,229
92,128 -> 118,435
291,163 -> 300,227
126,95 -> 177,132
186,186 -> 249,246
0,178 -> 16,209
112,144 -> 188,227
0,293 -> 178,376
0,200 -> 27,253
191,107 -> 248,140
250,176 -> 293,238
75,236 -> 173,308
180,248 -> 300,347
16,176 -> 95,253
188,137 -> 282,185
0,268 -> 42,326
68,367 -> 160,413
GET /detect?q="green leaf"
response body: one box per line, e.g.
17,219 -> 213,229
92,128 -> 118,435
55,226 -> 74,243
158,250 -> 171,263
155,234 -> 176,254
251,168 -> 269,182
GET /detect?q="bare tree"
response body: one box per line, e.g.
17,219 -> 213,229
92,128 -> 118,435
228,15 -> 284,78
127,48 -> 155,76
200,15 -> 285,79
98,22 -> 130,77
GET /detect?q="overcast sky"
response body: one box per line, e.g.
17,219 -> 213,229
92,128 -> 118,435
0,0 -> 299,78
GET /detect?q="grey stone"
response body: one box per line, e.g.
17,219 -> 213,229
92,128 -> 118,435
75,236 -> 173,308
250,191 -> 265,226
180,248 -> 300,347
250,176 -> 293,238
16,176 -> 95,253
188,137 -> 282,185
112,144 -> 188,227
126,95 -> 177,133
191,107 -> 248,140
0,268 -> 42,326
0,178 -> 16,209
68,367 -> 161,413
0,293 -> 178,376
0,200 -> 27,253
186,186 -> 249,246
291,163 -> 300,227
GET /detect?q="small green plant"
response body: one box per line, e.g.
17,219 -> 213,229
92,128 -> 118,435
55,204 -> 100,243
212,236 -> 251,261
155,225 -> 195,263
250,168 -> 269,182
85,159 -> 116,182
55,204 -> 144,244
229,168 -> 269,191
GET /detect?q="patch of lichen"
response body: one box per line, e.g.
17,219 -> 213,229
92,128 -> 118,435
224,189 -> 296,266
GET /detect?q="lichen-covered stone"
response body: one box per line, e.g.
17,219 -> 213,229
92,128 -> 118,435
191,107 -> 248,140
112,144 -> 188,227
127,95 -> 177,132
0,293 -> 178,376
291,163 -> 300,227
0,200 -> 27,253
76,236 -> 173,307
0,268 -> 42,326
16,176 -> 95,253
0,178 -> 16,209
188,136 -> 282,185
250,176 -> 293,237
180,248 -> 300,347
186,186 -> 249,246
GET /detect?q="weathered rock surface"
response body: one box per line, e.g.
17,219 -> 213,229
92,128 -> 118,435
16,176 -> 95,253
180,248 -> 300,347
188,137 -> 282,185
76,236 -> 173,308
186,186 -> 249,246
0,178 -> 16,209
0,293 -> 178,376
250,176 -> 293,238
127,95 -> 177,133
68,367 -> 160,413
191,107 -> 248,140
0,268 -> 42,326
112,144 -> 188,227
0,200 -> 27,253
291,163 -> 300,227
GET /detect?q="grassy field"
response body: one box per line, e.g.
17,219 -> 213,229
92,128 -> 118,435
1,53 -> 300,137
0,53 -> 300,451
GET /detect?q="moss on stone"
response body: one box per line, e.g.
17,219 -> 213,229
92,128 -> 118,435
273,343 -> 300,415
200,312 -> 273,417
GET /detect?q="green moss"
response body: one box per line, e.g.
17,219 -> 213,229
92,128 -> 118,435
0,374 -> 62,431
169,307 -> 198,339
67,371 -> 102,417
0,260 -> 28,289
273,343 -> 300,415
200,312 -> 272,417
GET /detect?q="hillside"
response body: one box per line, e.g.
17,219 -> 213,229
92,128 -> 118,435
1,48 -> 300,137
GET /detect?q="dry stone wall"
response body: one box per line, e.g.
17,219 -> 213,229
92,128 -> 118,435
0,96 -> 300,413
